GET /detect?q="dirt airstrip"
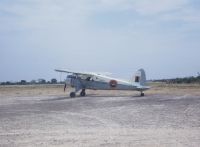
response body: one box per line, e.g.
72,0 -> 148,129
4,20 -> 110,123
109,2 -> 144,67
0,83 -> 200,147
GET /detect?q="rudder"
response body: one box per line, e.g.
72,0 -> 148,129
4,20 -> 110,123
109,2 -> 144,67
133,69 -> 146,86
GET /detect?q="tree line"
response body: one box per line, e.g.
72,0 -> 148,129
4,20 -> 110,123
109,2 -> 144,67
153,75 -> 200,84
0,78 -> 65,85
1,75 -> 200,85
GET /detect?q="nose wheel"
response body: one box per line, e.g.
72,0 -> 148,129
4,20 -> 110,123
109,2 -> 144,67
141,92 -> 144,97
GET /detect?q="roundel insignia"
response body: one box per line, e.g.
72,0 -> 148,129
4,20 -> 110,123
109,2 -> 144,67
109,80 -> 118,88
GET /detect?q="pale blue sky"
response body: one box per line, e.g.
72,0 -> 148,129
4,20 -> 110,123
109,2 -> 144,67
0,0 -> 200,81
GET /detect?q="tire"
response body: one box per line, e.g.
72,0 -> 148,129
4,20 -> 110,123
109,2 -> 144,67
70,92 -> 76,98
141,92 -> 144,97
80,91 -> 86,97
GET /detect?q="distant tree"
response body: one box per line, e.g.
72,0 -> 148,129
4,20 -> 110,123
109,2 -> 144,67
197,76 -> 200,84
6,81 -> 11,85
0,82 -> 5,85
20,80 -> 26,85
51,78 -> 57,84
30,80 -> 36,84
38,79 -> 46,84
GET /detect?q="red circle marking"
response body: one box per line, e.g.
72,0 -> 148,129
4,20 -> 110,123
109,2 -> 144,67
109,80 -> 117,88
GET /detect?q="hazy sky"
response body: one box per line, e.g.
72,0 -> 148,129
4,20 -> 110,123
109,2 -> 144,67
1,0 -> 200,81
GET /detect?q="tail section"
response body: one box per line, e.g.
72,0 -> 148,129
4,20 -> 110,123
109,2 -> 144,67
133,69 -> 146,86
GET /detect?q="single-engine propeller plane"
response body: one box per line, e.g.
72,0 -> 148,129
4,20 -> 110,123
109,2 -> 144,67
55,69 -> 150,98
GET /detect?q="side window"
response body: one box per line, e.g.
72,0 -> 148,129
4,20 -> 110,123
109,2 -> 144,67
135,76 -> 140,82
86,77 -> 91,81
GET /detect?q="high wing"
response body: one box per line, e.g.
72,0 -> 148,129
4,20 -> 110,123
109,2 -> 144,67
55,69 -> 111,77
55,69 -> 95,77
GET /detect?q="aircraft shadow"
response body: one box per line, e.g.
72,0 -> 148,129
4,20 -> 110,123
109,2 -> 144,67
83,94 -> 143,98
41,94 -> 144,102
41,96 -> 72,101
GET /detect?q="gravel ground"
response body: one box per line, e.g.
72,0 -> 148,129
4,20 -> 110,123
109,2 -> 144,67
0,84 -> 200,147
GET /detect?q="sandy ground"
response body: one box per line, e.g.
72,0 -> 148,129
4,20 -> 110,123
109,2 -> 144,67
0,83 -> 200,147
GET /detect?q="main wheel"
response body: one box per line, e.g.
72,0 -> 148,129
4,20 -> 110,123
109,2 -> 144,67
70,92 -> 76,98
141,92 -> 144,97
80,90 -> 86,97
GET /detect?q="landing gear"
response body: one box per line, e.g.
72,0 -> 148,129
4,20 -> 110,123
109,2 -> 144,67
141,92 -> 144,97
70,92 -> 76,98
69,89 -> 86,98
80,89 -> 86,97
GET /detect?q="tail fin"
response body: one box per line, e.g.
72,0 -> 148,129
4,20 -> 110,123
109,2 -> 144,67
133,69 -> 146,86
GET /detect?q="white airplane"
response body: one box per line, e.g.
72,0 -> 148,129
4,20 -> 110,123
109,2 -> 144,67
55,69 -> 150,97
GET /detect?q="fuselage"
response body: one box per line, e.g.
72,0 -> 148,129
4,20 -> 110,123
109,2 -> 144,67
67,74 -> 148,91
